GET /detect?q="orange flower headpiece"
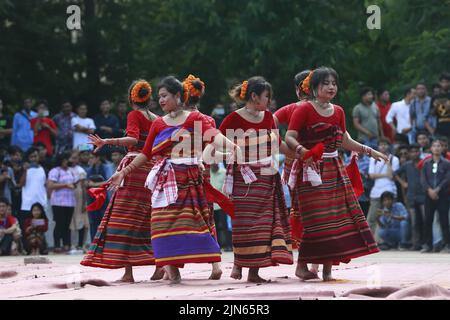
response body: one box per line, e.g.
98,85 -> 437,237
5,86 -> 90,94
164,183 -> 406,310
131,80 -> 152,103
301,71 -> 313,95
182,74 -> 205,103
240,80 -> 249,100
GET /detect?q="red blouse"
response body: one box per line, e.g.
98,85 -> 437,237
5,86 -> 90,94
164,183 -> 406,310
219,110 -> 276,132
288,102 -> 347,133
219,111 -> 279,162
142,111 -> 217,158
126,110 -> 155,152
274,102 -> 300,125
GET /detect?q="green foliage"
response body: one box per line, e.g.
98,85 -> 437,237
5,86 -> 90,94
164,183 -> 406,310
0,0 -> 448,133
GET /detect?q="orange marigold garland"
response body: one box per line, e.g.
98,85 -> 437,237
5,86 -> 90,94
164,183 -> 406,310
301,71 -> 313,95
182,74 -> 205,103
183,81 -> 190,103
131,80 -> 152,103
240,80 -> 248,100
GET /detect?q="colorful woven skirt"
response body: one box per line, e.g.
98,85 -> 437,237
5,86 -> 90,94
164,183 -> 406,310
150,164 -> 221,267
81,154 -> 155,268
295,157 -> 379,265
203,166 -> 218,240
231,165 -> 293,268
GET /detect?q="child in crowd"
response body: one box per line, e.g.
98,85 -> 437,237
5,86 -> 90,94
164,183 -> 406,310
23,202 -> 48,255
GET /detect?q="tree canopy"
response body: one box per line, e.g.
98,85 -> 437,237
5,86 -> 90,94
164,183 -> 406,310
1,0 -> 449,134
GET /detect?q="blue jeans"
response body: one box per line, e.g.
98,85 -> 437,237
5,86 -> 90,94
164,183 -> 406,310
378,220 -> 411,247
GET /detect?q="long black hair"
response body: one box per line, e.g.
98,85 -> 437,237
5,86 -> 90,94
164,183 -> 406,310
30,202 -> 48,221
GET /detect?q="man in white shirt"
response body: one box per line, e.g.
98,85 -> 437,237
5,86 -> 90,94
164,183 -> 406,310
71,103 -> 96,150
367,138 -> 400,241
385,87 -> 416,145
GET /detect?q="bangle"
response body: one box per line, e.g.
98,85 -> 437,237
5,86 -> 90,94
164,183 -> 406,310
122,162 -> 137,176
361,145 -> 372,157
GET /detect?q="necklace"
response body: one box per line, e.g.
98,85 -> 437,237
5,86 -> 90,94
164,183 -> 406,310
244,106 -> 260,118
314,100 -> 332,110
169,108 -> 182,119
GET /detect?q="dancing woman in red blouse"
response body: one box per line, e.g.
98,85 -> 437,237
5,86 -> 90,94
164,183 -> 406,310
81,80 -> 163,282
108,76 -> 237,284
285,67 -> 387,281
182,74 -> 223,280
217,77 -> 293,283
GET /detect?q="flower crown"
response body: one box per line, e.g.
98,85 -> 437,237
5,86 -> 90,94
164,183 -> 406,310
130,80 -> 152,103
183,74 -> 205,103
240,80 -> 249,100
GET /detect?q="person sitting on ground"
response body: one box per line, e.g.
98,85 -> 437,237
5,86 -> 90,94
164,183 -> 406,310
376,191 -> 411,250
0,197 -> 22,255
23,202 -> 48,255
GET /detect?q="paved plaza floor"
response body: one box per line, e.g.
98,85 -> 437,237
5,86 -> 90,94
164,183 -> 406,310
1,251 -> 449,300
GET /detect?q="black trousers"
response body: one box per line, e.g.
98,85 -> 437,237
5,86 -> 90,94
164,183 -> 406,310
359,200 -> 370,218
0,234 -> 13,256
409,201 -> 425,247
16,210 -> 31,235
52,206 -> 75,248
424,196 -> 450,248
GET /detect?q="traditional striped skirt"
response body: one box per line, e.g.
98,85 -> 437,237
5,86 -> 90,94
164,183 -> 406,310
81,154 -> 155,269
150,163 -> 221,267
203,166 -> 218,240
231,165 -> 293,268
295,157 -> 379,265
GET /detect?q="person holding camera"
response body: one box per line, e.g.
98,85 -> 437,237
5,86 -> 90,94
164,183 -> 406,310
0,156 -> 16,205
376,191 -> 411,250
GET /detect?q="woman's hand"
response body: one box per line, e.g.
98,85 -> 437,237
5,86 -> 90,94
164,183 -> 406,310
371,149 -> 389,162
107,172 -> 124,192
88,134 -> 107,154
198,161 -> 205,174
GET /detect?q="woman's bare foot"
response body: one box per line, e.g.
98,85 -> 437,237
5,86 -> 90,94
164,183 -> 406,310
322,262 -> 336,282
309,264 -> 319,276
163,272 -> 170,280
164,265 -> 181,284
230,265 -> 242,280
247,268 -> 269,283
118,266 -> 134,283
150,267 -> 165,281
209,262 -> 223,280
295,262 -> 319,280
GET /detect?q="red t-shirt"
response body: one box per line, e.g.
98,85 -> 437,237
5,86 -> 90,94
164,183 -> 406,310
274,102 -> 300,125
126,110 -> 155,153
141,111 -> 217,158
31,117 -> 57,156
0,215 -> 17,229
